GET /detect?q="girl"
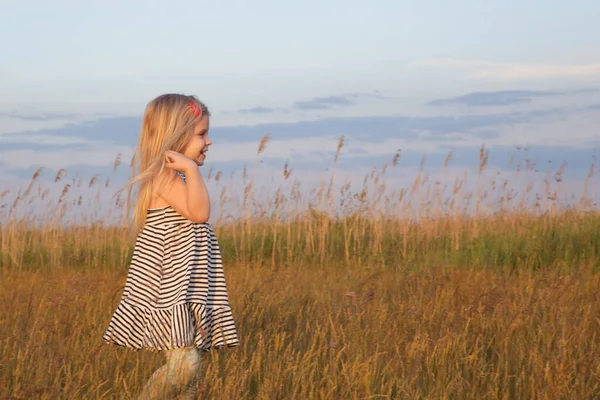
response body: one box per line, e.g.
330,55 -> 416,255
103,94 -> 239,399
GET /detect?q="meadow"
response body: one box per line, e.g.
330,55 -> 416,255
1,136 -> 600,399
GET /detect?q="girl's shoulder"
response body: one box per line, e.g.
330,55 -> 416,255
152,170 -> 186,189
148,170 -> 186,209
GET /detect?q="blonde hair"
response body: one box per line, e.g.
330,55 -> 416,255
119,93 -> 210,237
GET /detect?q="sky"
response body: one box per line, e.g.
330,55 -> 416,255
1,0 -> 600,218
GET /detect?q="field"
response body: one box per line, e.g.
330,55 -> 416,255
1,139 -> 600,399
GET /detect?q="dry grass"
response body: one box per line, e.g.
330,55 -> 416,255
1,137 -> 600,399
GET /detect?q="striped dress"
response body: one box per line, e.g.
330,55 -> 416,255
102,174 -> 239,352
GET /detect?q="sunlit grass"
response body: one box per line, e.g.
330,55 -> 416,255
1,137 -> 599,398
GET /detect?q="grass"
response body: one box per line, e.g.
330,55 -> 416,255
1,137 -> 600,398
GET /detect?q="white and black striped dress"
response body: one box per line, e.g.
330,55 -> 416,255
102,175 -> 239,352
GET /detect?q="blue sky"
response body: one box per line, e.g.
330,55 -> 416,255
1,0 -> 600,213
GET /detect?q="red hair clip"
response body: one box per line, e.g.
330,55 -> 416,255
189,102 -> 202,117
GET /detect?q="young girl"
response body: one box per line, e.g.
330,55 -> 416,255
102,94 -> 239,399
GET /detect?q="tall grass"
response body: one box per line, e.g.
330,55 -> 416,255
1,137 -> 600,398
1,138 -> 598,272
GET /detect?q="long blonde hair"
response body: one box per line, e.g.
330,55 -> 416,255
119,93 -> 210,237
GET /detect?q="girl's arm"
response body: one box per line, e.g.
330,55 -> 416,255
181,167 -> 211,222
154,151 -> 211,223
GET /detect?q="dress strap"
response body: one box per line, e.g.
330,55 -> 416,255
176,171 -> 186,183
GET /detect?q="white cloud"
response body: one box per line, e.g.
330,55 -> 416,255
0,134 -> 98,146
0,146 -> 133,170
481,110 -> 600,148
0,116 -> 80,136
412,58 -> 600,81
433,107 -> 600,149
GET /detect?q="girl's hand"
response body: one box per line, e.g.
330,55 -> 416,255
164,151 -> 197,173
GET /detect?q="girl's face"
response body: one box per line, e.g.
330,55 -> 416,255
183,116 -> 211,166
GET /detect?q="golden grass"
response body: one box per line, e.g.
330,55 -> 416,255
1,263 -> 599,399
1,137 -> 600,398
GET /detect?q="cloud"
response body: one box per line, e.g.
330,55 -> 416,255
2,96 -> 600,182
292,92 -> 385,111
0,111 -> 80,121
413,58 -> 600,80
236,92 -> 387,115
477,130 -> 500,139
0,116 -> 142,146
0,103 -> 591,152
428,89 -> 599,107
293,96 -> 354,110
0,133 -> 106,150
238,106 -> 277,114
429,90 -> 555,107
0,146 -> 133,170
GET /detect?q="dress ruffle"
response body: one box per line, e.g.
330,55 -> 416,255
103,300 -> 240,352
